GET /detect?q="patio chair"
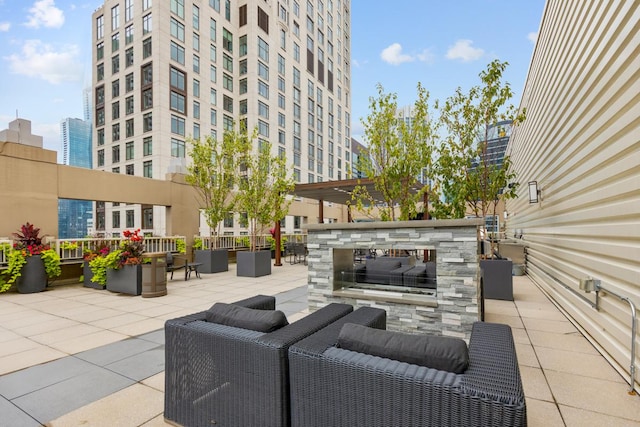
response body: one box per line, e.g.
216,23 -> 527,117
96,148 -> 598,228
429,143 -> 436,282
288,321 -> 526,427
164,296 -> 354,427
165,251 -> 186,280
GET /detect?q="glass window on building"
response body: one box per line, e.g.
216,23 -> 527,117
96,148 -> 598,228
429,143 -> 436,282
97,149 -> 104,167
171,138 -> 185,157
143,160 -> 152,178
144,112 -> 152,132
143,136 -> 152,155
126,164 -> 134,175
112,211 -> 120,229
125,141 -> 134,160
143,207 -> 153,229
112,145 -> 120,163
143,37 -> 152,58
126,209 -> 135,228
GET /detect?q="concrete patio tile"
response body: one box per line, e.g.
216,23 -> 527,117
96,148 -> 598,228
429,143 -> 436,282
515,342 -> 539,367
535,346 -> 624,382
62,307 -> 126,323
516,306 -> 568,322
0,356 -> 96,399
522,317 -> 578,334
0,395 -> 41,427
14,368 -> 135,424
0,337 -> 40,358
527,329 -> 599,355
0,328 -> 22,343
546,370 -> 640,421
0,311 -> 60,329
12,317 -> 80,337
109,317 -> 166,337
135,303 -> 187,318
47,383 -> 163,427
0,346 -> 67,376
137,329 -> 165,345
483,299 -> 519,316
560,404 -> 640,427
105,347 -> 164,381
76,337 -> 159,366
519,365 -> 553,402
140,414 -> 171,426
484,312 -> 524,329
48,329 -> 130,354
511,326 -> 531,345
141,372 -> 164,392
88,312 -> 148,329
525,397 -> 564,426
29,323 -> 103,345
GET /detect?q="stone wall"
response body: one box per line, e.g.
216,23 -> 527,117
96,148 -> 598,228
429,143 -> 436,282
305,219 -> 483,340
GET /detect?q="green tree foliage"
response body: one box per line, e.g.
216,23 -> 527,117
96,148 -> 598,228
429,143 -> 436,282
185,132 -> 241,249
433,60 -> 526,223
233,126 -> 295,252
354,83 -> 438,221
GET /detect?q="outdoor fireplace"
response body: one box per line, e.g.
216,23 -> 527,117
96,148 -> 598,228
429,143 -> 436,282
305,219 -> 483,340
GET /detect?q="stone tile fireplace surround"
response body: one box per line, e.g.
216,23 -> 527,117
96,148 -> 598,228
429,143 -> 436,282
304,219 -> 483,340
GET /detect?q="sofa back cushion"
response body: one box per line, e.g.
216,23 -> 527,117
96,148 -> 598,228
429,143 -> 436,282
337,323 -> 469,374
366,259 -> 402,273
206,303 -> 289,332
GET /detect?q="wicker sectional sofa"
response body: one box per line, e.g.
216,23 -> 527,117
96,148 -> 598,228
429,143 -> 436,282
288,321 -> 526,427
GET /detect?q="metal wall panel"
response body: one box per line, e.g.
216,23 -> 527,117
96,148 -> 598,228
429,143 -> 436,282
506,0 -> 639,390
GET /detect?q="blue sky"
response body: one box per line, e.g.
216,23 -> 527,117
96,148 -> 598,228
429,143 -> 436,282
0,0 -> 545,158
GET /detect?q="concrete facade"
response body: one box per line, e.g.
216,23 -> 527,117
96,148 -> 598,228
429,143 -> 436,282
305,219 -> 483,340
91,0 -> 352,236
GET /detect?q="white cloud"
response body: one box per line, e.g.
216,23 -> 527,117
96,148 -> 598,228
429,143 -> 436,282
0,22 -> 10,32
416,48 -> 435,64
528,32 -> 538,44
445,39 -> 484,62
25,0 -> 65,29
381,43 -> 414,65
5,39 -> 83,84
352,59 -> 360,68
380,43 -> 432,66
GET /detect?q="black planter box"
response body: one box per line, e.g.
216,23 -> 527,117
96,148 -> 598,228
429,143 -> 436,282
106,265 -> 142,295
17,255 -> 47,294
237,250 -> 271,278
195,249 -> 229,273
480,259 -> 513,301
83,261 -> 104,289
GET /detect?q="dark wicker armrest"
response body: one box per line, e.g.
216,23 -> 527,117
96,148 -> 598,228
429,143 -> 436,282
257,303 -> 353,348
290,306 -> 387,357
461,322 -> 525,405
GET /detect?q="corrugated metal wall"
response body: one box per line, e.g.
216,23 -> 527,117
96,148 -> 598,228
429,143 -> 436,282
506,0 -> 639,389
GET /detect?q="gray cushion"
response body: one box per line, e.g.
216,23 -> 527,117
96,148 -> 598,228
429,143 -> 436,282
206,303 -> 289,332
337,323 -> 469,374
366,259 -> 401,272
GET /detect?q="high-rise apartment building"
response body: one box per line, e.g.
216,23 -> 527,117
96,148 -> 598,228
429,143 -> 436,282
59,118 -> 93,238
92,0 -> 352,236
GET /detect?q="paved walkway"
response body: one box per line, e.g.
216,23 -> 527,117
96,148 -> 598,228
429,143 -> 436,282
0,264 -> 638,426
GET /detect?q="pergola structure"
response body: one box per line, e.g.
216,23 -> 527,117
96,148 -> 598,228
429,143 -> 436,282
292,178 -> 426,222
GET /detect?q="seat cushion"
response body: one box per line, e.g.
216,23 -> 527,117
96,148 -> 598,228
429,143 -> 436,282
337,323 -> 469,373
206,303 -> 289,332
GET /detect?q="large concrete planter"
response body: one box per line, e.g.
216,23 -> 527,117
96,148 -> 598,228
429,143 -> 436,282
106,264 -> 142,295
480,259 -> 513,301
17,255 -> 47,294
236,250 -> 271,278
194,249 -> 229,273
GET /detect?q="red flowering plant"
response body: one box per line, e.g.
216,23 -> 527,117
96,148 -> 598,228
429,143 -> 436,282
112,229 -> 145,268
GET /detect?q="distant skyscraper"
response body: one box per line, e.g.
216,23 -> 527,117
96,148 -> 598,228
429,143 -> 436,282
59,118 -> 93,238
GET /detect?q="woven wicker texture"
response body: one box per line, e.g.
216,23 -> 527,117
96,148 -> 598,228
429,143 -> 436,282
164,297 -> 353,427
288,321 -> 526,427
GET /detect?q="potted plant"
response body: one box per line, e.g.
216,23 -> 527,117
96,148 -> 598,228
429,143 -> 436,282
267,228 -> 287,259
186,133 -> 242,274
0,223 -> 61,294
83,240 -> 112,289
234,128 -> 295,277
105,229 -> 145,295
433,61 -> 526,301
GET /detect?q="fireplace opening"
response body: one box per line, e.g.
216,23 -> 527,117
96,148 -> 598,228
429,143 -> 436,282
333,247 -> 437,296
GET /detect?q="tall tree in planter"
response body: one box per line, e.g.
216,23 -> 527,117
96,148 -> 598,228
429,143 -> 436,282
186,133 -> 239,246
186,133 -> 241,273
351,83 -> 438,221
235,128 -> 295,253
433,60 -> 526,254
